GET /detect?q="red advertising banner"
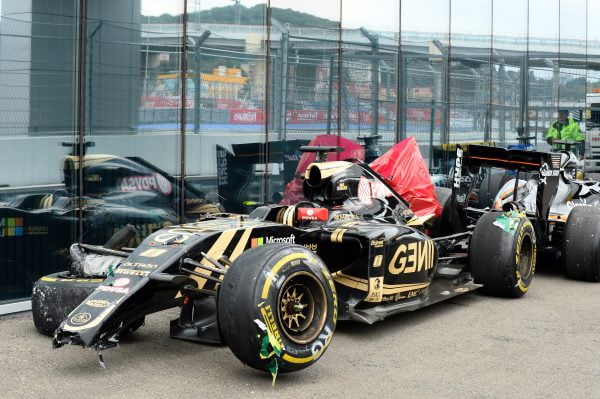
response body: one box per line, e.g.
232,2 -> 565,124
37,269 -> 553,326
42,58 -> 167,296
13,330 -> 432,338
229,109 -> 265,124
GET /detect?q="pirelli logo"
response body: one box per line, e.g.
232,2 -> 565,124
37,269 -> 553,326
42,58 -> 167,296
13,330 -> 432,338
115,268 -> 150,277
388,240 -> 435,275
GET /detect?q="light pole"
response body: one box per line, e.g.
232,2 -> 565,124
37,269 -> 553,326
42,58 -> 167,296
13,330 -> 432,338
231,0 -> 241,25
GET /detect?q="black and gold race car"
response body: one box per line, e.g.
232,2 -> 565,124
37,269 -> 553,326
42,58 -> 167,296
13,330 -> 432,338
42,146 -> 543,381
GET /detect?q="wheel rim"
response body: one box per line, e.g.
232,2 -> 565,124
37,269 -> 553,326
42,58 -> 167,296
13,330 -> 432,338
518,233 -> 534,280
277,271 -> 327,345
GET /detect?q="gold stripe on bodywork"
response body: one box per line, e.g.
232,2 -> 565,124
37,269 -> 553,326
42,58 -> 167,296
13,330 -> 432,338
331,228 -> 346,243
283,206 -> 295,226
332,271 -> 430,294
332,272 -> 369,291
192,229 -> 237,290
228,228 -> 253,263
382,282 -> 429,295
275,208 -> 286,224
406,214 -> 436,226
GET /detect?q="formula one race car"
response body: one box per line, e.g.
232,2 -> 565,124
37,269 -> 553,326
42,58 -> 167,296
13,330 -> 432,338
489,148 -> 600,281
1,152 -> 221,301
41,141 -> 539,382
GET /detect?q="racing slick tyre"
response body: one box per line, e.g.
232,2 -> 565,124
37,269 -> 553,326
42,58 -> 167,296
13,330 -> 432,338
32,272 -> 103,336
563,206 -> 600,282
218,244 -> 337,375
469,212 -> 536,297
31,272 -> 145,336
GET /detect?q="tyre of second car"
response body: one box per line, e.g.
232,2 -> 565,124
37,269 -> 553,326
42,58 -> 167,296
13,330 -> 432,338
563,205 -> 600,281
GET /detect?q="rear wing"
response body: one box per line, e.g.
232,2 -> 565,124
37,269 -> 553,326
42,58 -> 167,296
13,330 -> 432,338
456,144 -> 562,174
452,144 -> 562,233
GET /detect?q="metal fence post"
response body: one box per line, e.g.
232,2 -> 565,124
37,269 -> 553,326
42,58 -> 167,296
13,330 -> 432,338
326,56 -> 334,135
193,30 -> 211,135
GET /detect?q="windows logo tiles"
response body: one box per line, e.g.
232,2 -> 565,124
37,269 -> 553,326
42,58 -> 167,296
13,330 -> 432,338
0,218 -> 24,237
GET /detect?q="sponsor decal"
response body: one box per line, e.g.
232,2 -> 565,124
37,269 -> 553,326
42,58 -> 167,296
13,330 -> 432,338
112,278 -> 130,287
86,299 -> 110,308
139,248 -> 168,258
540,162 -> 560,177
373,255 -> 383,267
153,229 -> 195,244
70,312 -> 92,325
453,148 -> 463,188
310,325 -> 333,358
217,149 -> 229,186
337,182 -> 348,191
388,240 -> 435,275
382,288 -> 426,302
0,218 -> 23,237
370,239 -> 384,248
251,235 -> 296,247
26,226 -> 49,235
86,174 -> 102,182
0,218 -> 49,237
121,261 -> 159,269
97,285 -> 129,294
366,277 -> 383,302
119,173 -> 172,195
332,213 -> 358,221
297,208 -> 328,221
283,154 -> 301,162
303,243 -> 318,252
116,268 -> 150,277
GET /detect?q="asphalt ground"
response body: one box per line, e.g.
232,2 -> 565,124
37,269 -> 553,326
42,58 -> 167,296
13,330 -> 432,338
1,264 -> 599,399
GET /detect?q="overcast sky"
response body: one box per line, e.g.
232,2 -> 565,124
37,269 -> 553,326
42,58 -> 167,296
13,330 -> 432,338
0,0 -> 591,38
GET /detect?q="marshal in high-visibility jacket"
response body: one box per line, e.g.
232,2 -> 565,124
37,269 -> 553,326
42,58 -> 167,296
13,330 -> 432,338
546,110 -> 584,148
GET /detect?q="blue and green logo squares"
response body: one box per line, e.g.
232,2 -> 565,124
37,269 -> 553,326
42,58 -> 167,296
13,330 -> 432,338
0,218 -> 24,237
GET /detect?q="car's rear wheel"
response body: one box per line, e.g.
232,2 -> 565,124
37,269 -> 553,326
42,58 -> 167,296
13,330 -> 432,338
218,244 -> 337,378
470,212 -> 536,297
563,206 -> 600,281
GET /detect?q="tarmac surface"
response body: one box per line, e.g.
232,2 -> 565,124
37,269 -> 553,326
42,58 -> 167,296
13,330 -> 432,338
1,265 -> 599,399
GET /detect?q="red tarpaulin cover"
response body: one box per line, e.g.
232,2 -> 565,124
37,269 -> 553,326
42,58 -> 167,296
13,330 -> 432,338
370,137 -> 442,217
280,135 -> 364,205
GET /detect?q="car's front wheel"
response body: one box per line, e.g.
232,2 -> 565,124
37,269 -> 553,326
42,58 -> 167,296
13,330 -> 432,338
217,244 -> 337,379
